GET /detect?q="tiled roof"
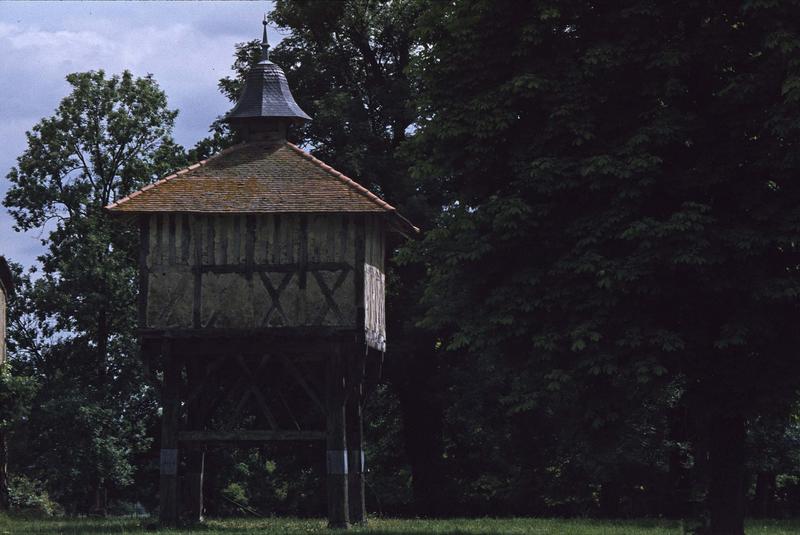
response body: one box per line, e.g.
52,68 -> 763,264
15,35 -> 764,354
106,142 -> 417,232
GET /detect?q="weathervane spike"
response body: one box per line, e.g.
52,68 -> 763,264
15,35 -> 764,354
261,14 -> 270,62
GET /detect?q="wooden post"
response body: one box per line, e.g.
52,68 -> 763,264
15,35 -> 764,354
159,341 -> 180,526
346,390 -> 366,524
185,450 -> 205,523
185,359 -> 205,523
326,346 -> 349,529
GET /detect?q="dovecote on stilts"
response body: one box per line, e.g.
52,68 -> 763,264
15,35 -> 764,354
107,20 -> 417,529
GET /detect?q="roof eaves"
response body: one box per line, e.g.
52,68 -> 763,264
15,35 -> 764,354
286,143 -> 420,235
392,212 -> 420,235
285,143 -> 395,211
105,143 -> 248,212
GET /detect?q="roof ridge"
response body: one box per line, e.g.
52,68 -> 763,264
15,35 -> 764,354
105,142 -> 248,210
285,143 -> 396,212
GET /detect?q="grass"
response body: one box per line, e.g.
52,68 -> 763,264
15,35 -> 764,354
0,515 -> 799,535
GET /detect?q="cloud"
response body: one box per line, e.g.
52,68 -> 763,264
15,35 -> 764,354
0,2 -> 280,269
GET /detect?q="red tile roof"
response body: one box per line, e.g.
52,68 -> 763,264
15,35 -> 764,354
106,142 -> 418,233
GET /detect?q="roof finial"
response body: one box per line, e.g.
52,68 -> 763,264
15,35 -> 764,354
261,14 -> 270,62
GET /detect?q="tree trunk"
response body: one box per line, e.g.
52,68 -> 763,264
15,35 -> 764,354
708,414 -> 745,535
91,478 -> 107,516
0,431 -> 8,510
598,480 -> 622,518
753,471 -> 775,518
667,406 -> 691,518
393,358 -> 446,517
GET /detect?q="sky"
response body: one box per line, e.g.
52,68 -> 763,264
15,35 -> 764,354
0,1 -> 281,270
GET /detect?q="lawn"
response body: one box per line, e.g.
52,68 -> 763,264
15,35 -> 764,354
1,516 -> 800,535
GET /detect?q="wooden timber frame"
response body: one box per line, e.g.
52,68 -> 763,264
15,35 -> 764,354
143,332 -> 380,528
145,332 -> 373,528
139,211 -> 383,529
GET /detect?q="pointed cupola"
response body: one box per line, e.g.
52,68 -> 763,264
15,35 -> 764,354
224,18 -> 312,142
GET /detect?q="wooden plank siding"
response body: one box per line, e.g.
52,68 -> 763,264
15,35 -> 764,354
143,213 -> 360,330
363,215 -> 386,352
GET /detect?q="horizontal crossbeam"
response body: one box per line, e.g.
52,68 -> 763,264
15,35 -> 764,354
139,326 -> 356,339
178,430 -> 326,442
147,262 -> 352,274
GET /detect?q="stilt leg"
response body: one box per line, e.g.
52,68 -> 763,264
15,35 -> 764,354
326,348 -> 349,529
159,341 -> 180,526
185,360 -> 206,523
186,450 -> 205,523
347,391 -> 366,524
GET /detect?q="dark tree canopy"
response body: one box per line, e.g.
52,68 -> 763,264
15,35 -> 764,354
406,1 -> 800,532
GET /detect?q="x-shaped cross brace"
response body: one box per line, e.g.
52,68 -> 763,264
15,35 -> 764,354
230,355 -> 278,430
259,271 -> 294,326
312,269 -> 350,325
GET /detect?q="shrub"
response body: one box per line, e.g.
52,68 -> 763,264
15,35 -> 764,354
8,475 -> 62,516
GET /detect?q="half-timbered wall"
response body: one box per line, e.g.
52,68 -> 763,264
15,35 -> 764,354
363,215 -> 386,351
143,213 -> 360,330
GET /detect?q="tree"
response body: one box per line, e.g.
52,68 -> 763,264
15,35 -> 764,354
4,70 -> 185,513
406,1 -> 800,533
0,302 -> 36,511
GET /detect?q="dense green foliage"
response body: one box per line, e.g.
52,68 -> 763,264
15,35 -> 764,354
401,1 -> 800,532
3,71 -> 186,513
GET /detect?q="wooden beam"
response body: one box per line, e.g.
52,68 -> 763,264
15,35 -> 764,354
180,214 -> 191,264
185,360 -> 206,524
245,215 -> 256,275
311,269 -> 348,325
177,430 -> 325,442
326,346 -> 350,529
143,339 -> 329,363
299,214 -> 308,289
232,355 -> 278,430
138,216 -> 150,328
156,213 -> 164,265
193,214 -> 203,329
196,261 -> 352,274
354,216 -> 366,345
347,382 -> 366,525
281,354 -> 325,415
139,326 -> 356,339
159,341 -> 180,526
206,214 -> 215,265
258,271 -> 292,326
220,214 -> 228,264
168,214 -> 177,265
185,451 -> 204,523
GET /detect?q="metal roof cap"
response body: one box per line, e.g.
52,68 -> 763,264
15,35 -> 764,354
224,18 -> 311,123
